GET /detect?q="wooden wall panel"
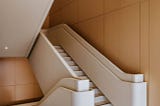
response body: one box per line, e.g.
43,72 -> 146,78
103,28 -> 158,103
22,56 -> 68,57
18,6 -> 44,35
118,4 -> 140,73
42,15 -> 50,29
104,0 -> 139,13
47,0 -> 160,105
49,0 -> 142,73
77,0 -> 103,21
140,0 -> 149,81
104,3 -> 140,73
74,16 -> 104,52
104,10 -> 121,68
150,0 -> 160,106
50,0 -> 73,14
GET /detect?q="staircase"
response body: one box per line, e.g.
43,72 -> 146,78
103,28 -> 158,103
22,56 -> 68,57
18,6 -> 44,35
29,24 -> 147,106
54,45 -> 112,106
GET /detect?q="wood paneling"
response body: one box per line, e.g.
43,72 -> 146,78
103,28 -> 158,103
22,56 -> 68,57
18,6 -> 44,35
42,15 -> 50,29
104,3 -> 140,73
77,0 -> 103,21
118,4 -> 140,73
150,0 -> 160,106
104,0 -> 140,13
0,58 -> 43,105
50,0 -> 73,14
104,10 -> 120,67
140,0 -> 149,81
74,16 -> 104,52
49,0 -> 142,73
48,0 -> 160,105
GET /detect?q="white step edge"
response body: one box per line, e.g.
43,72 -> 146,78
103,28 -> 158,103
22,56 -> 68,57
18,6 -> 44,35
63,57 -> 72,61
74,71 -> 85,76
54,46 -> 61,49
60,53 -> 68,57
95,96 -> 107,104
71,66 -> 80,71
67,61 -> 76,66
56,49 -> 65,53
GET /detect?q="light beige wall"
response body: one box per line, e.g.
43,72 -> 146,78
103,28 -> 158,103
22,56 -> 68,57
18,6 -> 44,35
48,0 -> 160,106
0,0 -> 53,57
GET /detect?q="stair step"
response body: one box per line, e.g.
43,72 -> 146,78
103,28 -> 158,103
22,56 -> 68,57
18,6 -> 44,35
71,66 -> 80,71
63,57 -> 72,61
55,45 -> 110,106
74,71 -> 85,76
89,82 -> 96,88
93,88 -> 102,96
54,46 -> 61,49
95,95 -> 107,104
56,49 -> 65,53
60,53 -> 68,57
67,61 -> 76,66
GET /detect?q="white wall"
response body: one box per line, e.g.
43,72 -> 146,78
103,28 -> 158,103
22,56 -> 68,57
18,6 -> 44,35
0,0 -> 54,57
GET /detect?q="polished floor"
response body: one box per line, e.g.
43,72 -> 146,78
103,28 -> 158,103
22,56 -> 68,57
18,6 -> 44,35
0,58 -> 43,105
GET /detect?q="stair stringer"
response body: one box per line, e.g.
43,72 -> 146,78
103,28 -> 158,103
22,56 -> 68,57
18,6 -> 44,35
29,34 -> 80,94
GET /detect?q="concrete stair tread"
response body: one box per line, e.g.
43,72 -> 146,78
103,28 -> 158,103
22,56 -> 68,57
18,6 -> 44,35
60,53 -> 68,57
95,95 -> 107,104
71,66 -> 80,71
56,49 -> 65,53
67,61 -> 76,66
54,46 -> 61,49
63,57 -> 72,61
74,71 -> 85,76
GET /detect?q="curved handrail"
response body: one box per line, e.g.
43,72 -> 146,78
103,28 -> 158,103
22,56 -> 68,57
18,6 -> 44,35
37,78 -> 91,106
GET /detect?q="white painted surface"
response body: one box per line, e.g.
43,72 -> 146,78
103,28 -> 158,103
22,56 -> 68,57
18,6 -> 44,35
29,35 -> 78,94
39,87 -> 94,106
38,78 -> 90,105
44,24 -> 147,106
0,0 -> 54,57
16,77 -> 91,106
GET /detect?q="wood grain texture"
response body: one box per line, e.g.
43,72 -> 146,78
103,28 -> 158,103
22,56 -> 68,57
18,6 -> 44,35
0,58 -> 43,105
